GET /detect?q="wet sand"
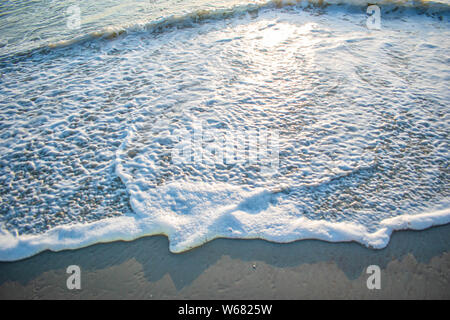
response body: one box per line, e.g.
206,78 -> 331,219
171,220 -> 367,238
0,224 -> 449,299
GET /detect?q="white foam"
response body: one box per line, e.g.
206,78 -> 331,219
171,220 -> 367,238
1,191 -> 449,261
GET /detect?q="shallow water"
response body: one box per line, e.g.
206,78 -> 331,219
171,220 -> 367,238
0,0 -> 449,260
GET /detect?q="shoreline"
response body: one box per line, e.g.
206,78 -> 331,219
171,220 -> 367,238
1,205 -> 449,262
0,223 -> 449,299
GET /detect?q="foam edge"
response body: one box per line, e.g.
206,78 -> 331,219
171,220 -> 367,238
1,206 -> 449,262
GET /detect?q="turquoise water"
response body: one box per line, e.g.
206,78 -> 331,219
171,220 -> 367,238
1,0 -> 449,58
0,0 -> 256,58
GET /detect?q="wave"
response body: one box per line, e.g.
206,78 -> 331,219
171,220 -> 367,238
0,194 -> 448,261
1,0 -> 449,63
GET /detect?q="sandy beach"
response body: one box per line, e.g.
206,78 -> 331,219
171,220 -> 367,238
0,223 -> 449,299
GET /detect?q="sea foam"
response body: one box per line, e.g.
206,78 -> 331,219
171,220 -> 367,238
1,196 -> 449,261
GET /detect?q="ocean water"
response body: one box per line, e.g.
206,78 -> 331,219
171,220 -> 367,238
0,0 -> 449,261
